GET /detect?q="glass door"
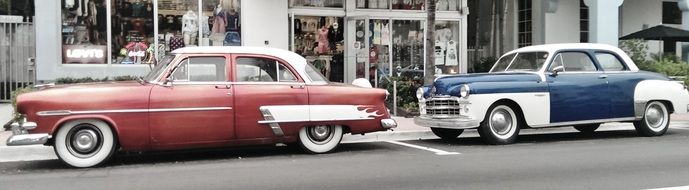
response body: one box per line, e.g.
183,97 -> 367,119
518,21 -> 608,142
345,16 -> 370,84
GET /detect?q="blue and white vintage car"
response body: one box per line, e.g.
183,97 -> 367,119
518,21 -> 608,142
414,43 -> 689,144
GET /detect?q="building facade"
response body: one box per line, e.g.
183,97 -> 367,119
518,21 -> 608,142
34,0 -> 469,86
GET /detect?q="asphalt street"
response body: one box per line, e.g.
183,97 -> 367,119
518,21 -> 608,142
1,124 -> 689,190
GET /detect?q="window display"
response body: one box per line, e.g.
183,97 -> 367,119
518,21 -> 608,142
112,0 -> 155,64
434,21 -> 460,74
62,0 -> 109,64
435,0 -> 459,11
392,20 -> 424,79
357,0 -> 390,9
293,16 -> 344,82
369,19 -> 391,85
391,0 -> 424,10
289,0 -> 344,8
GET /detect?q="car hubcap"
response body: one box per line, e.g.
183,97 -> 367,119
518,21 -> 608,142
66,124 -> 103,158
646,104 -> 665,129
308,125 -> 334,145
491,109 -> 513,136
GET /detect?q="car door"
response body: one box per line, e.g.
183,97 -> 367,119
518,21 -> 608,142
593,51 -> 636,119
546,51 -> 610,123
149,55 -> 235,148
232,55 -> 310,140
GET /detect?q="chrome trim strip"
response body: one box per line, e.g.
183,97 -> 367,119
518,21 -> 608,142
635,100 -> 648,119
259,107 -> 284,136
37,107 -> 233,116
531,117 -> 637,128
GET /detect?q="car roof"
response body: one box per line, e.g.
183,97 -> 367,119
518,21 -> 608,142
505,43 -> 639,71
171,46 -> 308,69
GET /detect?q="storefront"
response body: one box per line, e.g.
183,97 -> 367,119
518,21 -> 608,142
35,0 -> 466,84
289,0 -> 467,86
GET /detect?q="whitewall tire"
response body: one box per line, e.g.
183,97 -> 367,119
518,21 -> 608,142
54,119 -> 117,168
298,125 -> 343,154
634,101 -> 670,137
478,104 -> 520,145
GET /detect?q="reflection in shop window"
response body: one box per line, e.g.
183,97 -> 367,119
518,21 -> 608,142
392,20 -> 424,80
112,0 -> 155,64
293,16 -> 344,82
391,0 -> 424,10
61,0 -> 109,64
434,21 -> 460,74
356,0 -> 390,9
368,19 -> 391,85
289,0 -> 344,8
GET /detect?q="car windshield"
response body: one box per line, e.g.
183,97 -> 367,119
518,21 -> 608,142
490,52 -> 549,73
144,55 -> 176,82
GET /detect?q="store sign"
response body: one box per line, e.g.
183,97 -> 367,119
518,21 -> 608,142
127,51 -> 146,57
62,45 -> 107,64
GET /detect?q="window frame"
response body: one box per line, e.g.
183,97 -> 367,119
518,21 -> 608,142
167,54 -> 230,83
232,55 -> 304,83
546,51 -> 600,73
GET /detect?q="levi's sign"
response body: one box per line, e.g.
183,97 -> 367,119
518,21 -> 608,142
62,45 -> 107,64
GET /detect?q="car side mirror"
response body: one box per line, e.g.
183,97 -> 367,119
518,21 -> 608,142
164,76 -> 174,87
551,66 -> 565,76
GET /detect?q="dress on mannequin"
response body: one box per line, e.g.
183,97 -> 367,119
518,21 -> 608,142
212,6 -> 227,34
317,26 -> 330,54
226,10 -> 239,31
327,22 -> 343,49
445,40 -> 459,66
381,23 -> 390,45
182,10 -> 199,45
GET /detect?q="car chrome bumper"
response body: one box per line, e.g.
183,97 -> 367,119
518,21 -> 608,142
381,119 -> 397,129
4,118 -> 50,146
413,115 -> 480,129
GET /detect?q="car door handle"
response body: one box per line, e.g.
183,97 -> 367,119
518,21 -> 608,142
291,85 -> 305,89
598,75 -> 608,79
214,85 -> 231,89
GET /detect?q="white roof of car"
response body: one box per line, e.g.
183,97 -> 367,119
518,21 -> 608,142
506,43 -> 639,71
171,46 -> 317,83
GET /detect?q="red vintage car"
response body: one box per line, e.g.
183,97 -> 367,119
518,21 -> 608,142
5,47 -> 396,167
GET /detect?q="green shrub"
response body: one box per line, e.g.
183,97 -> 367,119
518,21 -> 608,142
379,76 -> 423,114
56,75 -> 140,84
10,86 -> 34,120
619,39 -> 652,70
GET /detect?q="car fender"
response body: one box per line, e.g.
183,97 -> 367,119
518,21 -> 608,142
465,92 -> 550,127
634,80 -> 689,116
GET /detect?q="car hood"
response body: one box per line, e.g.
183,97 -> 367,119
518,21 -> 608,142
432,72 -> 541,95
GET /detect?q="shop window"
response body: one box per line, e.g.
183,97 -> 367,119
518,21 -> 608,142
356,0 -> 390,9
663,2 -> 681,25
392,20 -> 424,79
518,0 -> 532,47
289,0 -> 344,8
61,0 -> 109,64
369,19 -> 391,84
205,0 -> 241,46
435,0 -> 460,11
391,0 -> 424,10
292,16 -> 345,82
433,21 -> 460,74
111,0 -> 155,64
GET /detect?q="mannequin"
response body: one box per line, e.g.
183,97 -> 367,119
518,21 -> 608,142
212,4 -> 227,34
327,22 -> 343,49
182,10 -> 198,45
317,25 -> 330,54
226,9 -> 239,31
445,40 -> 458,66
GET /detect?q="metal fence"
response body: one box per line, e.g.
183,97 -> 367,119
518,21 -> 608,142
0,20 -> 36,102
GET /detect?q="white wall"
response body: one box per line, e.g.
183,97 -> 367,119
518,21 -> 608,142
241,0 -> 289,50
544,0 -> 580,44
621,0 -> 668,56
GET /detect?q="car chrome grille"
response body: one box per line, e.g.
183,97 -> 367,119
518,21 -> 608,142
425,97 -> 462,117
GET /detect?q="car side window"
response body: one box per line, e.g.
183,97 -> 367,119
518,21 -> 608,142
548,54 -> 564,71
236,57 -> 298,82
554,52 -> 597,72
171,57 -> 227,82
595,52 -> 626,71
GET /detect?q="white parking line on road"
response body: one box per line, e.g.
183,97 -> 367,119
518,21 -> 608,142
646,185 -> 689,190
384,140 -> 460,155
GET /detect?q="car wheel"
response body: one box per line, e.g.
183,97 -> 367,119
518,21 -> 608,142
634,101 -> 670,137
431,128 -> 464,140
298,125 -> 343,154
478,104 -> 521,145
573,124 -> 600,134
54,119 -> 117,168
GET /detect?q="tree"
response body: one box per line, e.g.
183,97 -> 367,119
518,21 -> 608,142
424,0 -> 437,85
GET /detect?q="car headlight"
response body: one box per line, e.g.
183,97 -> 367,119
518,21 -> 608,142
460,84 -> 470,98
416,87 -> 425,100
